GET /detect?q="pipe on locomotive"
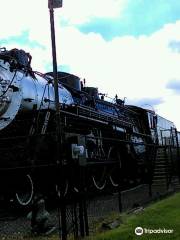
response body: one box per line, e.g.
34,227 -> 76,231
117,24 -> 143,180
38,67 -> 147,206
0,48 -> 74,130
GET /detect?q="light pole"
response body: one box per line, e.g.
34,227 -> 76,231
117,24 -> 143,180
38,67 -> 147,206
48,0 -> 62,117
48,2 -> 67,240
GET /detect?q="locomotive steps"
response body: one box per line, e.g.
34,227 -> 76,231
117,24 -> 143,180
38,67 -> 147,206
152,146 -> 180,190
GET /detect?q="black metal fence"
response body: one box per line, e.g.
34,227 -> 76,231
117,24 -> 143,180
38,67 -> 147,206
0,175 -> 180,239
0,129 -> 180,239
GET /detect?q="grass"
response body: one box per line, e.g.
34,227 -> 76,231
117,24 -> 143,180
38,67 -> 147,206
2,192 -> 180,240
86,192 -> 180,240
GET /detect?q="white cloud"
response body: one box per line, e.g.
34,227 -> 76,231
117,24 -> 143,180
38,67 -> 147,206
55,22 -> 180,129
61,0 -> 127,24
0,0 -> 49,38
56,22 -> 180,99
0,0 -> 126,39
1,1 -> 180,129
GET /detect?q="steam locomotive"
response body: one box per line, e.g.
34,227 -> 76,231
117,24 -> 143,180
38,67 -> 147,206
0,47 -> 177,206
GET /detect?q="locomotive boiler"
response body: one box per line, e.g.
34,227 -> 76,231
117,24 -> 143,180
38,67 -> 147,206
0,47 -> 176,206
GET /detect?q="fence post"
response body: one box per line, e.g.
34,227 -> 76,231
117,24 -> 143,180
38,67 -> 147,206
149,182 -> 152,197
56,178 -> 67,240
83,196 -> 89,236
72,201 -> 79,239
118,184 -> 122,213
79,199 -> 85,237
61,199 -> 67,240
78,166 -> 89,238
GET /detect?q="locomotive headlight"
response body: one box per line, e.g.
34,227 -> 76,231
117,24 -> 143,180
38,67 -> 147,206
0,78 -> 11,116
0,68 -> 22,130
0,79 -> 7,94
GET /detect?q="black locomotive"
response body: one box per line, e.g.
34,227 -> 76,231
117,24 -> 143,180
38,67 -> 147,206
0,48 -> 178,206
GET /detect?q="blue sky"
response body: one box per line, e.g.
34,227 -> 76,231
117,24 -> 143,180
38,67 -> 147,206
77,0 -> 180,40
0,30 -> 45,49
0,0 -> 180,129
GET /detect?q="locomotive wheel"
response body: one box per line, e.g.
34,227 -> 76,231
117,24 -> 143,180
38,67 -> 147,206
109,175 -> 119,187
108,146 -> 122,187
91,167 -> 107,190
15,174 -> 34,206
